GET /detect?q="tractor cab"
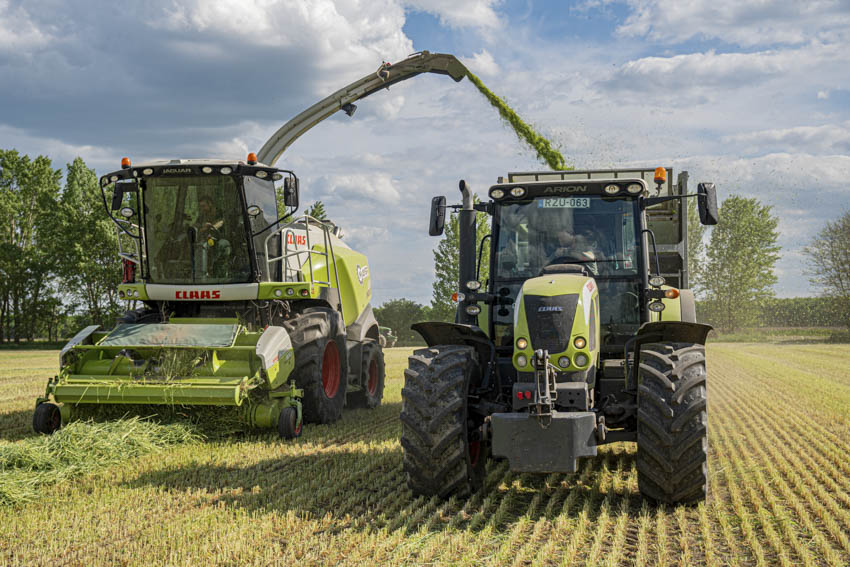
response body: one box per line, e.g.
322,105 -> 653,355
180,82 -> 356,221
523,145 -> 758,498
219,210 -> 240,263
101,155 -> 300,288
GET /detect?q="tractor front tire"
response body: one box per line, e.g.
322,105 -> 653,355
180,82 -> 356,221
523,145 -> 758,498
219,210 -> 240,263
401,345 -> 485,498
349,341 -> 385,409
33,402 -> 62,435
285,309 -> 348,424
637,342 -> 708,505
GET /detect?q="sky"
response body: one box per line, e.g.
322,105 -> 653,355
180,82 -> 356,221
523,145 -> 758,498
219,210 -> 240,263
1,0 -> 848,305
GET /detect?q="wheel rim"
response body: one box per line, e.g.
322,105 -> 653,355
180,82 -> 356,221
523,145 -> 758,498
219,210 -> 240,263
468,440 -> 481,467
367,359 -> 378,395
321,341 -> 341,398
50,407 -> 60,431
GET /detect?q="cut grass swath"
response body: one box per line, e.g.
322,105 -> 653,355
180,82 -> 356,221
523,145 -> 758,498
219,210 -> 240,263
0,417 -> 198,505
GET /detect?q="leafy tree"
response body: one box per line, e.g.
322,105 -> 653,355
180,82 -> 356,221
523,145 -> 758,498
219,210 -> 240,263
702,195 -> 780,332
0,149 -> 62,342
51,158 -> 122,327
804,211 -> 850,329
687,196 -> 706,293
373,298 -> 427,345
430,199 -> 490,322
307,201 -> 328,222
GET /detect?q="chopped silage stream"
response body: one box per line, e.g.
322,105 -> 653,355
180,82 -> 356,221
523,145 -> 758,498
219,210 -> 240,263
0,417 -> 199,506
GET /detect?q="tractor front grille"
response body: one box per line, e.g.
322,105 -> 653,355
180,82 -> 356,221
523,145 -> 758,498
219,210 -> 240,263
524,294 -> 579,354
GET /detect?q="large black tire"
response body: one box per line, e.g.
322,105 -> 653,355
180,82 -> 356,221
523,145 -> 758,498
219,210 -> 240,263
284,308 -> 348,424
400,345 -> 485,498
277,406 -> 302,439
33,402 -> 62,435
637,342 -> 708,505
349,341 -> 385,409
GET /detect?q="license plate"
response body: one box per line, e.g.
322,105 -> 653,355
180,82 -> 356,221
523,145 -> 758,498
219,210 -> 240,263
538,197 -> 591,208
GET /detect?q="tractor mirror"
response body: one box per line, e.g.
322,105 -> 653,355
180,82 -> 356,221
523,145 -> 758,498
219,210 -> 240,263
111,180 -> 138,210
283,176 -> 299,209
429,196 -> 446,236
697,182 -> 719,225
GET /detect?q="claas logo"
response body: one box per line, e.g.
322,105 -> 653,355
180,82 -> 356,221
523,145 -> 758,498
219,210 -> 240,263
286,233 -> 307,246
175,290 -> 222,299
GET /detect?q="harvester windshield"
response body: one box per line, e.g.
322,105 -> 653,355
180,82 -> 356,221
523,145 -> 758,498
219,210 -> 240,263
146,175 -> 252,284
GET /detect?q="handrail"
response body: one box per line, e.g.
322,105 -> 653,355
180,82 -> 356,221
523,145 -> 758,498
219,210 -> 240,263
264,215 -> 342,304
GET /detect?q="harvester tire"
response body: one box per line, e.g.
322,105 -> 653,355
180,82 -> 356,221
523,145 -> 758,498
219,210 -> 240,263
33,402 -> 62,435
285,308 -> 348,424
637,342 -> 708,505
277,406 -> 302,439
400,345 -> 485,498
350,341 -> 385,409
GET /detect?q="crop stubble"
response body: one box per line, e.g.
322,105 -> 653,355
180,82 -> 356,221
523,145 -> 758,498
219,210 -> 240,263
1,344 -> 849,566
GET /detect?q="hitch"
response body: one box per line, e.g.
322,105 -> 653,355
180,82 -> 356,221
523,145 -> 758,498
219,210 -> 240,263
532,349 -> 558,427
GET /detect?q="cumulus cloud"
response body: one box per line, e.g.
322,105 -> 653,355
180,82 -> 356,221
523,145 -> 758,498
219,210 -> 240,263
463,49 -> 500,77
404,0 -> 502,30
618,0 -> 850,47
722,122 -> 850,155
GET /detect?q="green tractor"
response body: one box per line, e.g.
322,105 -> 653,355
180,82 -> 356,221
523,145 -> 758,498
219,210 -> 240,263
402,167 -> 718,504
378,326 -> 398,348
33,51 -> 467,437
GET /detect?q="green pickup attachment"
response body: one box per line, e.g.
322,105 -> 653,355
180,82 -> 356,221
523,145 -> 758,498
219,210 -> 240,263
34,320 -> 303,439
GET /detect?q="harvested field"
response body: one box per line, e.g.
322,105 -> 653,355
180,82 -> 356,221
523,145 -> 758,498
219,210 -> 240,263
2,344 -> 850,566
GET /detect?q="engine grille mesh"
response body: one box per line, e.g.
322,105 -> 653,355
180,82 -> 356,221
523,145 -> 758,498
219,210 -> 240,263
523,294 -> 579,354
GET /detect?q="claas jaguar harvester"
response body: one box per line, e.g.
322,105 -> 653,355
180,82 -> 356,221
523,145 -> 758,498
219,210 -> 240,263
402,168 -> 718,504
33,52 -> 468,438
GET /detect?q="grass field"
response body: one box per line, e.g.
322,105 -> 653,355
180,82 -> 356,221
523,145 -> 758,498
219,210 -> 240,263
2,344 -> 850,566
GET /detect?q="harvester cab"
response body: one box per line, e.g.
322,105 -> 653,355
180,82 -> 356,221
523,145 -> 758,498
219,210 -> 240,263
34,51 -> 469,438
402,168 -> 719,505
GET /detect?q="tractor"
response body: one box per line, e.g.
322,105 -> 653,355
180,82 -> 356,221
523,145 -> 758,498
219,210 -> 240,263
33,52 -> 468,438
401,167 -> 718,504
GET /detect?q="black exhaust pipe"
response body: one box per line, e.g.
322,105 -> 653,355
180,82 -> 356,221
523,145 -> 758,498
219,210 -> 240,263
458,180 -> 477,325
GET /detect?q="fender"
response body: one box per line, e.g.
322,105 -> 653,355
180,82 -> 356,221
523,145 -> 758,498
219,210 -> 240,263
625,321 -> 713,390
411,321 -> 494,368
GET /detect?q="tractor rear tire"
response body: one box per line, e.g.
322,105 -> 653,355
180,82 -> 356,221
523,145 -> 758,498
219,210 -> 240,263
33,402 -> 62,435
285,308 -> 348,424
400,345 -> 485,498
349,341 -> 385,409
637,342 -> 708,505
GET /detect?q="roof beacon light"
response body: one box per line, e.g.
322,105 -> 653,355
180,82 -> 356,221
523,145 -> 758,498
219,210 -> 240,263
247,152 -> 258,165
654,167 -> 667,184
121,157 -> 131,169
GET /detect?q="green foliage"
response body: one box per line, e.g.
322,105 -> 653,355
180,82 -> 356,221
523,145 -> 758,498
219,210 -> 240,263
51,158 -> 122,328
0,149 -> 62,343
373,298 -> 429,345
702,195 -> 780,331
804,211 -> 850,329
306,200 -> 328,222
466,71 -> 568,171
429,202 -> 490,322
687,196 -> 706,293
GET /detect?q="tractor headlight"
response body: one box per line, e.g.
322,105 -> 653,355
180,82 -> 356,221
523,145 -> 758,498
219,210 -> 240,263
649,301 -> 665,312
256,170 -> 268,179
466,280 -> 481,291
604,184 -> 620,195
142,168 -> 153,176
274,288 -> 283,297
465,304 -> 481,316
220,167 -> 232,175
119,290 -> 126,299
558,356 -> 570,368
574,336 -> 586,349
490,188 -> 505,199
574,353 -> 589,367
516,337 -> 528,350
202,166 -> 213,174
649,276 -> 666,287
516,354 -> 528,368
626,183 -> 643,194
510,186 -> 526,198
286,288 -> 294,296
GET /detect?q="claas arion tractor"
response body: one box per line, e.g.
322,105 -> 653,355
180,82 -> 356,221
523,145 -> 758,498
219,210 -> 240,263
33,51 -> 468,438
401,167 -> 718,504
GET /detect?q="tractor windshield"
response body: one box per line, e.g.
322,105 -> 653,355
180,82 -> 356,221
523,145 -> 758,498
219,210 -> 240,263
491,196 -> 643,343
144,176 -> 252,284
